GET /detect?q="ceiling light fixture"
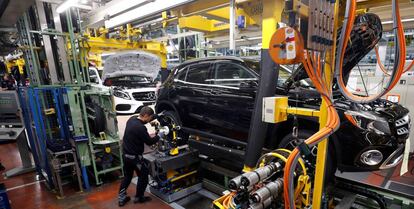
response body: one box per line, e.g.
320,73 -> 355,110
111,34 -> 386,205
56,0 -> 92,13
382,18 -> 414,25
56,0 -> 78,13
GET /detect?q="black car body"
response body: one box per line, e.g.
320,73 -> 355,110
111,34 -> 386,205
155,13 -> 410,172
155,56 -> 410,172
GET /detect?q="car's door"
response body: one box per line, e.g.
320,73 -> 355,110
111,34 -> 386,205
206,60 -> 258,140
172,61 -> 213,128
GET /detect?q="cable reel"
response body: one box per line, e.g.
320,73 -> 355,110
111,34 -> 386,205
269,27 -> 305,65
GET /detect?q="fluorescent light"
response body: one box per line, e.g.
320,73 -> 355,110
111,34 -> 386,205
56,0 -> 79,13
56,0 -> 92,13
382,18 -> 414,25
105,0 -> 194,28
385,32 -> 414,37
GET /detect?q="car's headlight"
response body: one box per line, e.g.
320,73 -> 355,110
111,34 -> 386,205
113,90 -> 131,100
344,110 -> 390,135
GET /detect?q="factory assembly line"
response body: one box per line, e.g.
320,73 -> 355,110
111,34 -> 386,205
0,0 -> 413,209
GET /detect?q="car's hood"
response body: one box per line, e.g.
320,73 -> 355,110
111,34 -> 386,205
102,51 -> 160,81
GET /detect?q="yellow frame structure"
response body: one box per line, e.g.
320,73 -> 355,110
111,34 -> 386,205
78,25 -> 167,69
311,1 -> 340,208
5,58 -> 25,74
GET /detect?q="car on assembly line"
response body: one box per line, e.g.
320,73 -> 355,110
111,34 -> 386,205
156,56 -> 410,174
155,13 -> 410,175
89,51 -> 161,114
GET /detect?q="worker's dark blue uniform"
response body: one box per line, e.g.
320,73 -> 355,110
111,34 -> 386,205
118,116 -> 159,203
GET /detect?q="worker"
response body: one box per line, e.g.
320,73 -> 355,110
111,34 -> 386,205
118,106 -> 162,207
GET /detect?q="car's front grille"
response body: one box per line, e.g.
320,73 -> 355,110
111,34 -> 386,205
132,91 -> 157,101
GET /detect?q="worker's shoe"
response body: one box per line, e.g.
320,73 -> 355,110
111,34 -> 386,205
134,196 -> 152,203
118,196 -> 131,207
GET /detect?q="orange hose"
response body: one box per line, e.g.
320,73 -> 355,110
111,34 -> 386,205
374,46 -> 391,76
283,0 -> 407,208
283,0 -> 409,204
283,50 -> 340,209
336,0 -> 405,103
387,0 -> 406,91
375,46 -> 414,76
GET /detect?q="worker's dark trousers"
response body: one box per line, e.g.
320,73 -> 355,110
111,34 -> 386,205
118,155 -> 149,201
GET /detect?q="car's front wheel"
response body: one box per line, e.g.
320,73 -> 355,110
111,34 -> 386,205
158,110 -> 188,143
279,129 -> 337,184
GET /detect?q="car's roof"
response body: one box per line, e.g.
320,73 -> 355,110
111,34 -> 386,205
180,56 -> 245,66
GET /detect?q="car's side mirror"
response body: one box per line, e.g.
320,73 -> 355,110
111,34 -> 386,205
239,80 -> 258,91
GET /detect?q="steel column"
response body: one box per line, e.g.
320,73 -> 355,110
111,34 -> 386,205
229,0 -> 236,54
243,0 -> 283,170
35,0 -> 59,84
51,3 -> 71,83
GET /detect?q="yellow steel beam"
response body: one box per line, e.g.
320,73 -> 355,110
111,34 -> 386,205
201,7 -> 257,25
173,0 -> 229,17
286,107 -> 320,118
178,15 -> 230,32
262,0 -> 283,49
264,96 -> 320,124
203,7 -> 230,22
312,0 -> 340,208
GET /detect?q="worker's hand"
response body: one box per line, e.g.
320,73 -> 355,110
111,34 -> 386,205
150,120 -> 160,127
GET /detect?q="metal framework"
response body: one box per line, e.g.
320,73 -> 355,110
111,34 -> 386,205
17,1 -> 124,194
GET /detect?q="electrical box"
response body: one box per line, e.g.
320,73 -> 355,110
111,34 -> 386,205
262,96 -> 288,123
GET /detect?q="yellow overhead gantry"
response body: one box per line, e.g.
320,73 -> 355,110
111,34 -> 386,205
82,24 -> 167,68
176,6 -> 259,33
167,0 -> 261,34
